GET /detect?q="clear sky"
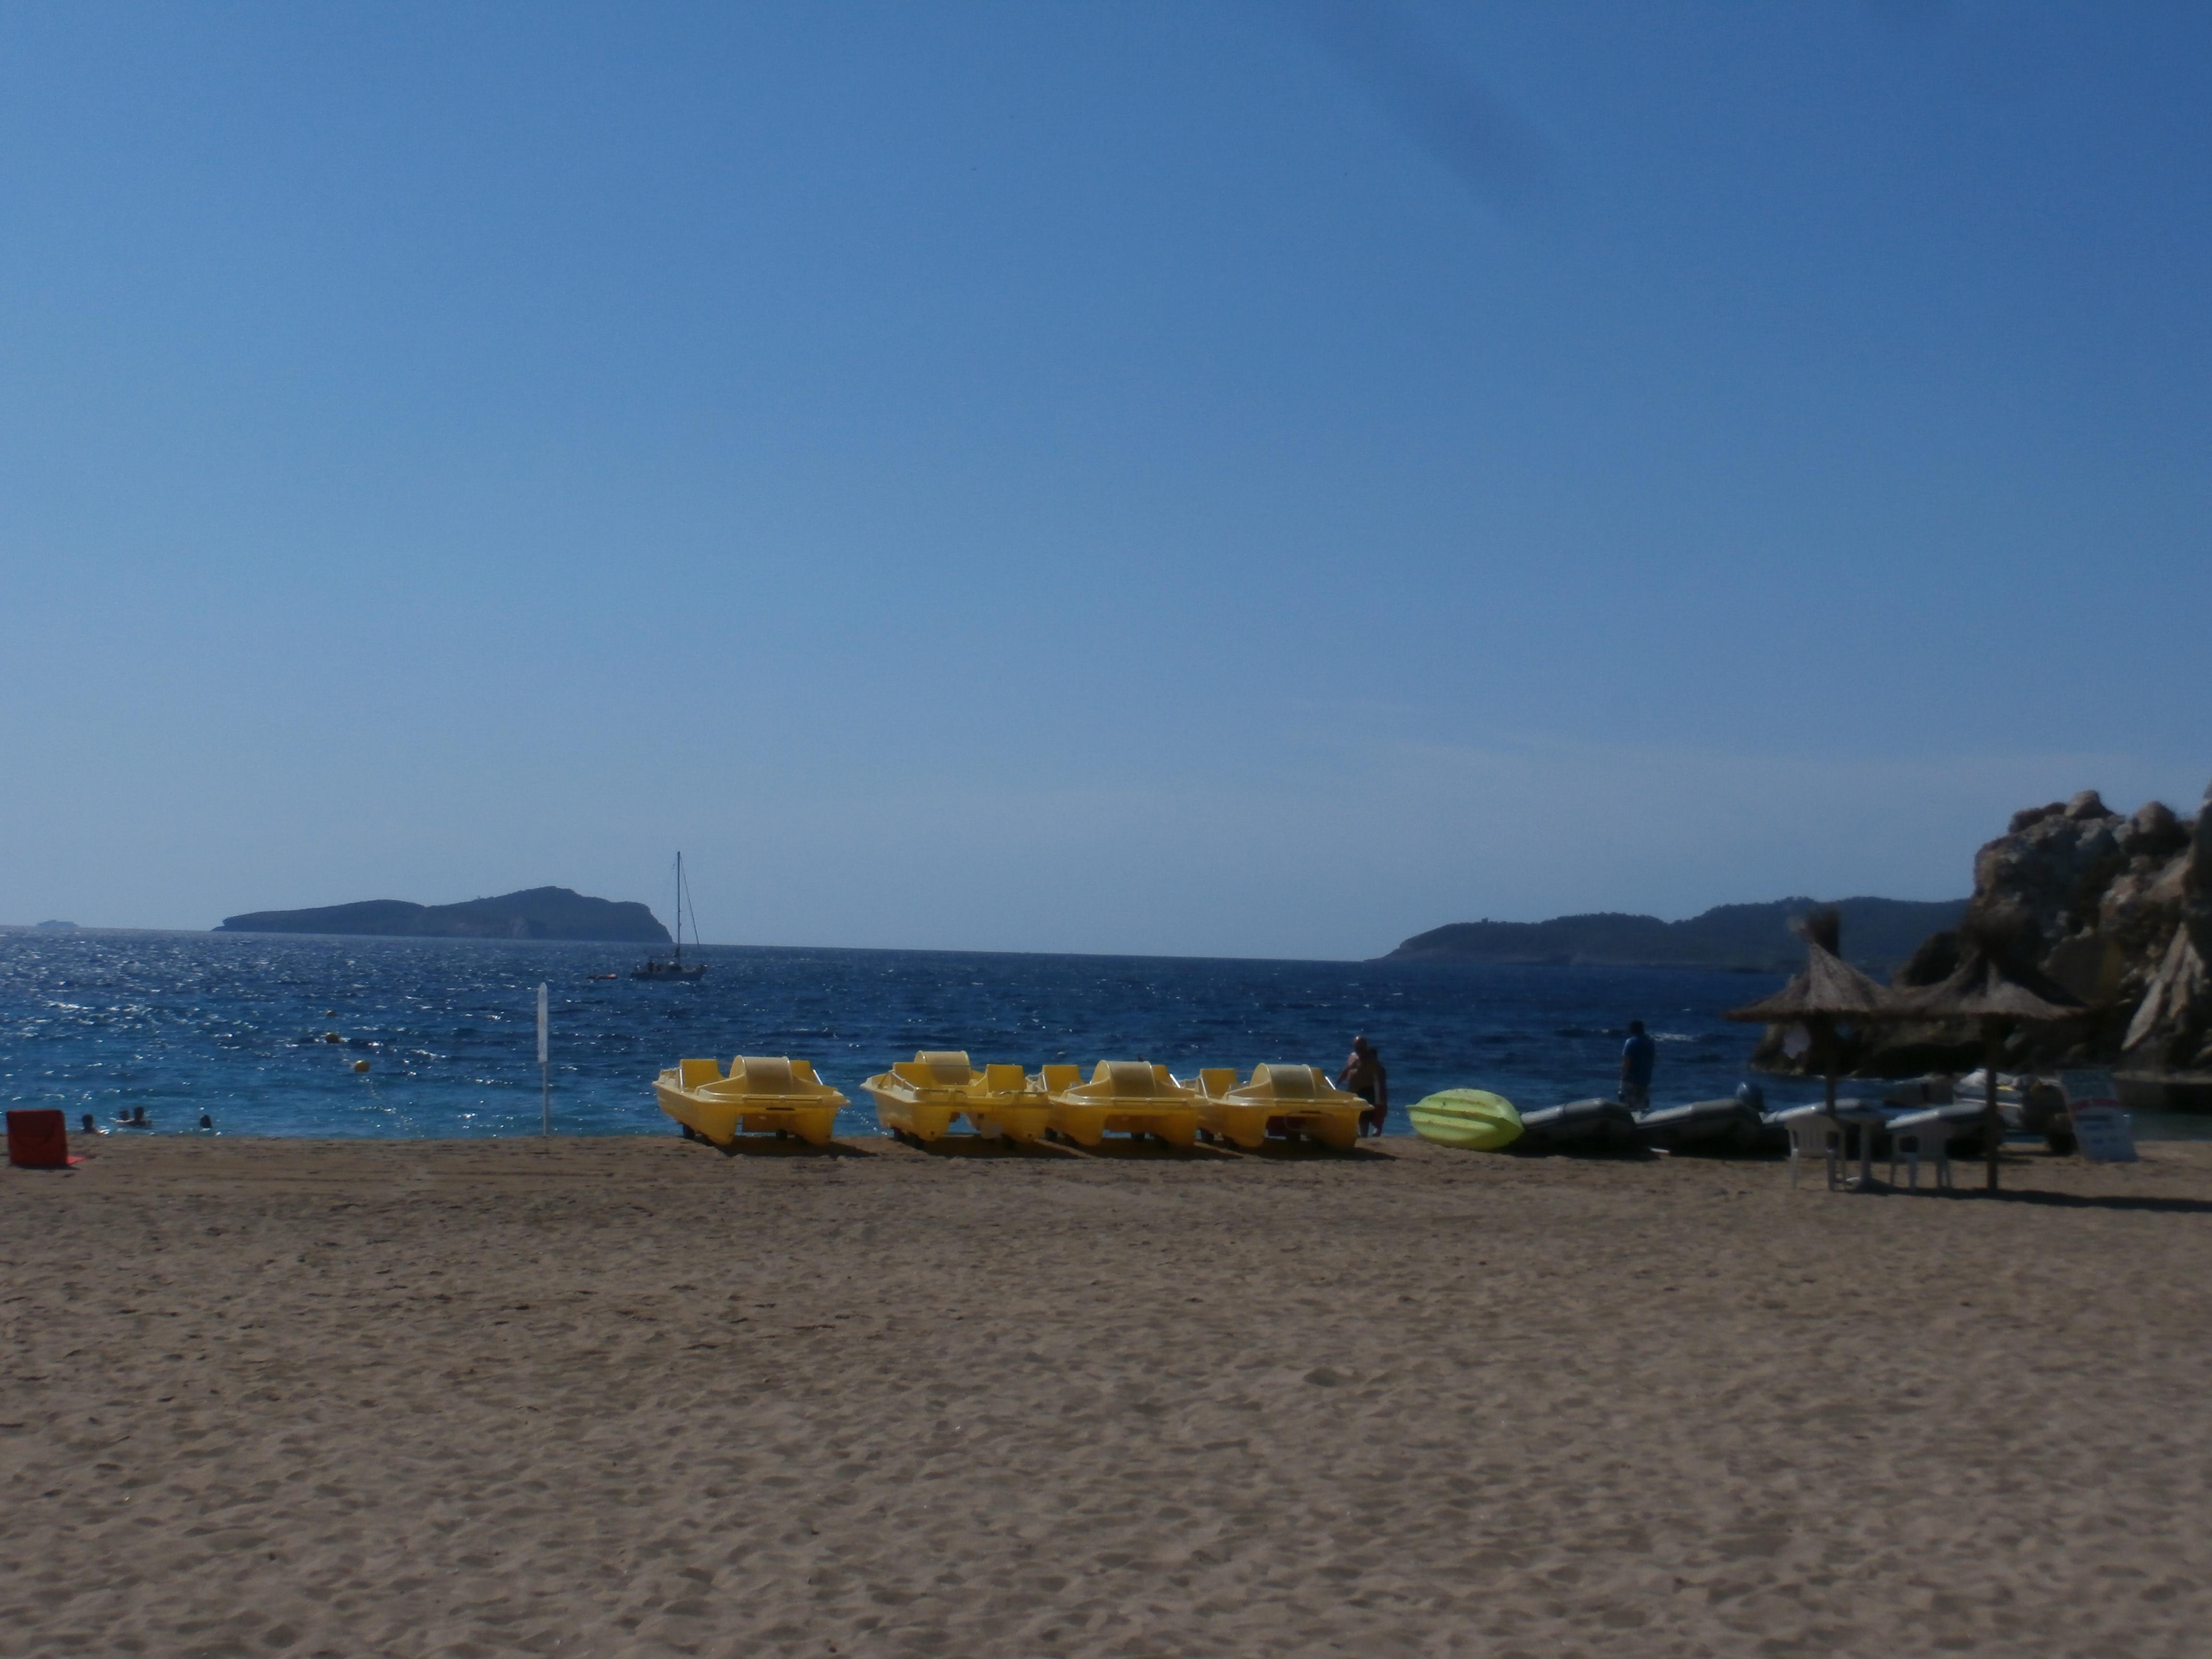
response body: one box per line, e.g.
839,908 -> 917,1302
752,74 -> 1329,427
2,2 -> 2206,958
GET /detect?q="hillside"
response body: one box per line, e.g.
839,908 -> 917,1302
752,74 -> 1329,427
1384,896 -> 1967,973
215,887 -> 670,944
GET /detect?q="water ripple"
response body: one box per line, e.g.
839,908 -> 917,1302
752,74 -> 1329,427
0,933 -> 1798,1138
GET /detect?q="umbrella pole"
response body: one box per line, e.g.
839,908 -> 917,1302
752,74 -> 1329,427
1822,1021 -> 1845,1187
1821,1018 -> 1839,1115
1983,1017 -> 2002,1193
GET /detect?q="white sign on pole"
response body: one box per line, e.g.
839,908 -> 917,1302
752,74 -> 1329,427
537,983 -> 550,1065
2060,1070 -> 2136,1164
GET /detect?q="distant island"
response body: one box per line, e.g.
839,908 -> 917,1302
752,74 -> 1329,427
216,887 -> 671,944
1383,896 -> 1967,973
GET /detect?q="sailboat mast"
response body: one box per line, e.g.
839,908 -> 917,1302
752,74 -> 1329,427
674,852 -> 684,965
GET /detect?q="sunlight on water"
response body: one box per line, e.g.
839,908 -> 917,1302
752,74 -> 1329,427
5,933 -> 1816,1139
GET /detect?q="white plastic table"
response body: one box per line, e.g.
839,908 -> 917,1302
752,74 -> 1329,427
1834,1104 -> 1892,1190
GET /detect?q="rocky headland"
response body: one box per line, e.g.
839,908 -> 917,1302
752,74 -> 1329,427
1757,783 -> 2212,1080
1385,896 -> 1965,974
215,887 -> 671,945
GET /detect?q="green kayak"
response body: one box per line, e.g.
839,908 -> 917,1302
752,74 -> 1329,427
1409,1089 -> 1523,1151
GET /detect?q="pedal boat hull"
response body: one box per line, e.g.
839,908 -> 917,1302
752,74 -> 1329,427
656,1056 -> 847,1148
1190,1064 -> 1365,1150
862,1052 -> 1050,1145
1039,1061 -> 1203,1149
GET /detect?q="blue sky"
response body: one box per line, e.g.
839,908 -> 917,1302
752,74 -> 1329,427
2,2 -> 2205,957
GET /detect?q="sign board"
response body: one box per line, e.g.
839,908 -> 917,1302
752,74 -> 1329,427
537,983 -> 549,1066
2060,1070 -> 2136,1164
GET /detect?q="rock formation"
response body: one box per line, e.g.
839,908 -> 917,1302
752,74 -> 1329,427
1860,783 -> 2212,1075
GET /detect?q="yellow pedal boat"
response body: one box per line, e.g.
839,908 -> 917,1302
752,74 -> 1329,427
1189,1064 -> 1366,1150
655,1056 -> 848,1147
861,1050 -> 1050,1145
1038,1061 -> 1202,1149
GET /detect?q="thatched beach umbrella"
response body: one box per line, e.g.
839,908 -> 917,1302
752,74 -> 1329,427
1725,910 -> 1908,1124
1896,939 -> 2086,1192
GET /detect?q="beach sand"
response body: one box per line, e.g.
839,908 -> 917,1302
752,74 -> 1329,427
5,1133 -> 2211,1658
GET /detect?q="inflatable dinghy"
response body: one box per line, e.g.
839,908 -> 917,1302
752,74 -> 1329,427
1886,1098 -> 1996,1152
1507,1097 -> 1644,1155
1635,1096 -> 1779,1155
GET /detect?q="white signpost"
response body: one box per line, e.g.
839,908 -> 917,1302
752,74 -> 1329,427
537,982 -> 551,1138
2060,1070 -> 2135,1163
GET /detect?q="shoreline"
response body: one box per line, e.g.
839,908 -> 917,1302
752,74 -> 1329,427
7,1138 -> 2212,1655
21,1128 -> 2212,1189
21,1128 -> 2212,1190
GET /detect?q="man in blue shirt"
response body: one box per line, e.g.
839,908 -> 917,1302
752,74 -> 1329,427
1620,1020 -> 1657,1110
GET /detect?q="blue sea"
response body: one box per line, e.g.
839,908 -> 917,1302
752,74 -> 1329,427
2,929 -> 1823,1140
13,929 -> 2199,1142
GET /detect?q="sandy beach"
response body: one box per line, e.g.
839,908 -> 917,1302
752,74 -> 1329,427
5,1134 -> 2211,1658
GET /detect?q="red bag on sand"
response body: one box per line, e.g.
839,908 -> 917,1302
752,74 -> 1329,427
5,1109 -> 77,1169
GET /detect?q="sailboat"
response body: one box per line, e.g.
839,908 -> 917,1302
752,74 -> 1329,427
631,852 -> 708,981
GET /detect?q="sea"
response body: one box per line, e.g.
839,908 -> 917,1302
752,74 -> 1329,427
5,931 -> 2200,1141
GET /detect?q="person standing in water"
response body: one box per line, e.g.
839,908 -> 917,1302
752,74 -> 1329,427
1338,1035 -> 1388,1136
1619,1020 -> 1657,1110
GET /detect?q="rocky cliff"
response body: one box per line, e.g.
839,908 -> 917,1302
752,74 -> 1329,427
216,887 -> 672,945
1812,784 -> 2211,1077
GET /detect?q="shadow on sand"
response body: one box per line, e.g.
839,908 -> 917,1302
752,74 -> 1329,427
1202,1138 -> 1399,1163
697,1133 -> 878,1159
878,1133 -> 1395,1163
1934,1187 -> 2212,1216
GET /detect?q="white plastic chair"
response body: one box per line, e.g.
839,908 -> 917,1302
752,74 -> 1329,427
1771,1106 -> 1842,1190
1886,1107 -> 1956,1191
